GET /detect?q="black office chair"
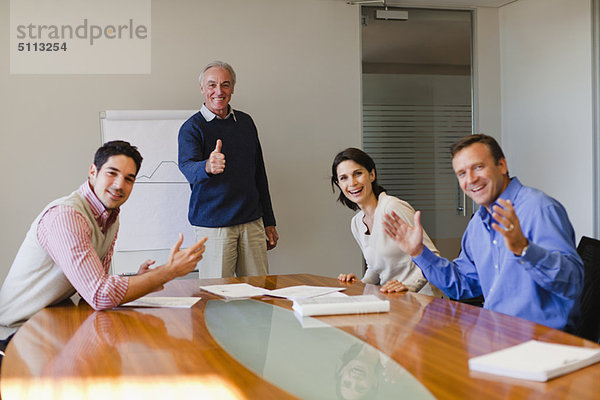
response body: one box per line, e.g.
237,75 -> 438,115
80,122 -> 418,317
573,236 -> 600,342
459,295 -> 484,307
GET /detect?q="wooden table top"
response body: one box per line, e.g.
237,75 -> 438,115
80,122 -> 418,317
2,273 -> 600,399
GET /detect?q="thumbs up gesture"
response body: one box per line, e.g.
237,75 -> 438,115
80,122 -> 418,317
205,139 -> 226,174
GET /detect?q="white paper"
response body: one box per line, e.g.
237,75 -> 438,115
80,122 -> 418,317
267,285 -> 346,300
316,292 -> 348,298
121,296 -> 201,308
199,283 -> 270,299
199,283 -> 347,300
468,340 -> 600,381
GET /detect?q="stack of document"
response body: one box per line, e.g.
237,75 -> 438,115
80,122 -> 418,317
292,294 -> 390,317
468,340 -> 600,381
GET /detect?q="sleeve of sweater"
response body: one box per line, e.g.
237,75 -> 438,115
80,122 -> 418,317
178,116 -> 211,185
362,268 -> 381,285
253,124 -> 276,227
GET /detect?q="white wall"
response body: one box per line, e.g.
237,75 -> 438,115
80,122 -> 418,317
0,0 -> 363,284
473,7 -> 501,140
499,0 -> 594,240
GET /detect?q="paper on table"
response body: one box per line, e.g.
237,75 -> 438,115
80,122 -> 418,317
199,283 -> 270,299
121,296 -> 201,308
199,283 -> 346,300
468,340 -> 600,382
267,285 -> 346,300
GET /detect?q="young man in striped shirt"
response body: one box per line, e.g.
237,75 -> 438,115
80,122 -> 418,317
0,140 -> 207,367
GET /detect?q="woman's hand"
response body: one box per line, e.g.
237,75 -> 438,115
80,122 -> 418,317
338,273 -> 357,283
380,279 -> 408,293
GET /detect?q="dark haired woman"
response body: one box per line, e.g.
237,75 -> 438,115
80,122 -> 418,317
332,148 -> 442,296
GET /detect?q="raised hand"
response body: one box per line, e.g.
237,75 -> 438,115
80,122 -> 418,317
120,235 -> 207,304
205,139 -> 225,174
165,233 -> 207,278
383,210 -> 425,258
491,198 -> 528,255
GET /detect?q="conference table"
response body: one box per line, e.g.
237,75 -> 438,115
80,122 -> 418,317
2,274 -> 600,399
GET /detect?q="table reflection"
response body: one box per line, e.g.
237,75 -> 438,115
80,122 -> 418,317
205,299 -> 435,399
12,305 -> 197,377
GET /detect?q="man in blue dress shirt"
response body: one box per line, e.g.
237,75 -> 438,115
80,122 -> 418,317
178,61 -> 278,278
383,134 -> 583,330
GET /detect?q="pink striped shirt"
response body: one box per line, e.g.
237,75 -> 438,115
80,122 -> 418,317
36,182 -> 129,310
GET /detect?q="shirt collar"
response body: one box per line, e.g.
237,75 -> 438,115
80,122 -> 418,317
200,104 -> 236,122
477,176 -> 522,224
79,181 -> 120,228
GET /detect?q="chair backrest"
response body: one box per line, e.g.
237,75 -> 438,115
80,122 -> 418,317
574,236 -> 600,342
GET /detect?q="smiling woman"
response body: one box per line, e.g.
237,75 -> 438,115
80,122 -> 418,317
330,148 -> 442,297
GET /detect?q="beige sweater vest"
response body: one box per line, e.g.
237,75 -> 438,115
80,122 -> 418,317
0,189 -> 118,340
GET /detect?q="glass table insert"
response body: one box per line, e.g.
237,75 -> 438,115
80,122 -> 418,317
204,299 -> 435,400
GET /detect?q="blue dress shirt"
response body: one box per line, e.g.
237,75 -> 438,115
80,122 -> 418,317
414,177 -> 584,330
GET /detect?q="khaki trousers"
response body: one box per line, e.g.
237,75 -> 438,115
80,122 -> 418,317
194,218 -> 268,278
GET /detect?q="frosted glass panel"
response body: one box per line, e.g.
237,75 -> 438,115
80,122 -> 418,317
361,7 -> 474,257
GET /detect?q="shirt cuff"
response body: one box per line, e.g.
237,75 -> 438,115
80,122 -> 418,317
512,241 -> 541,268
413,246 -> 437,269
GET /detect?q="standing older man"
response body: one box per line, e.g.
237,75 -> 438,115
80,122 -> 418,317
383,134 -> 583,330
178,61 -> 278,278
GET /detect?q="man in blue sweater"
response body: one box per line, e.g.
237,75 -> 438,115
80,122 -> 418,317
383,134 -> 583,330
178,61 -> 278,278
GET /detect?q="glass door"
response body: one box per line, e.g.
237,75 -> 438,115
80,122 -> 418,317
361,7 -> 475,259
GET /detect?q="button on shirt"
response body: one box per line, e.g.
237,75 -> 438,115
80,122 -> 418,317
413,177 -> 583,330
